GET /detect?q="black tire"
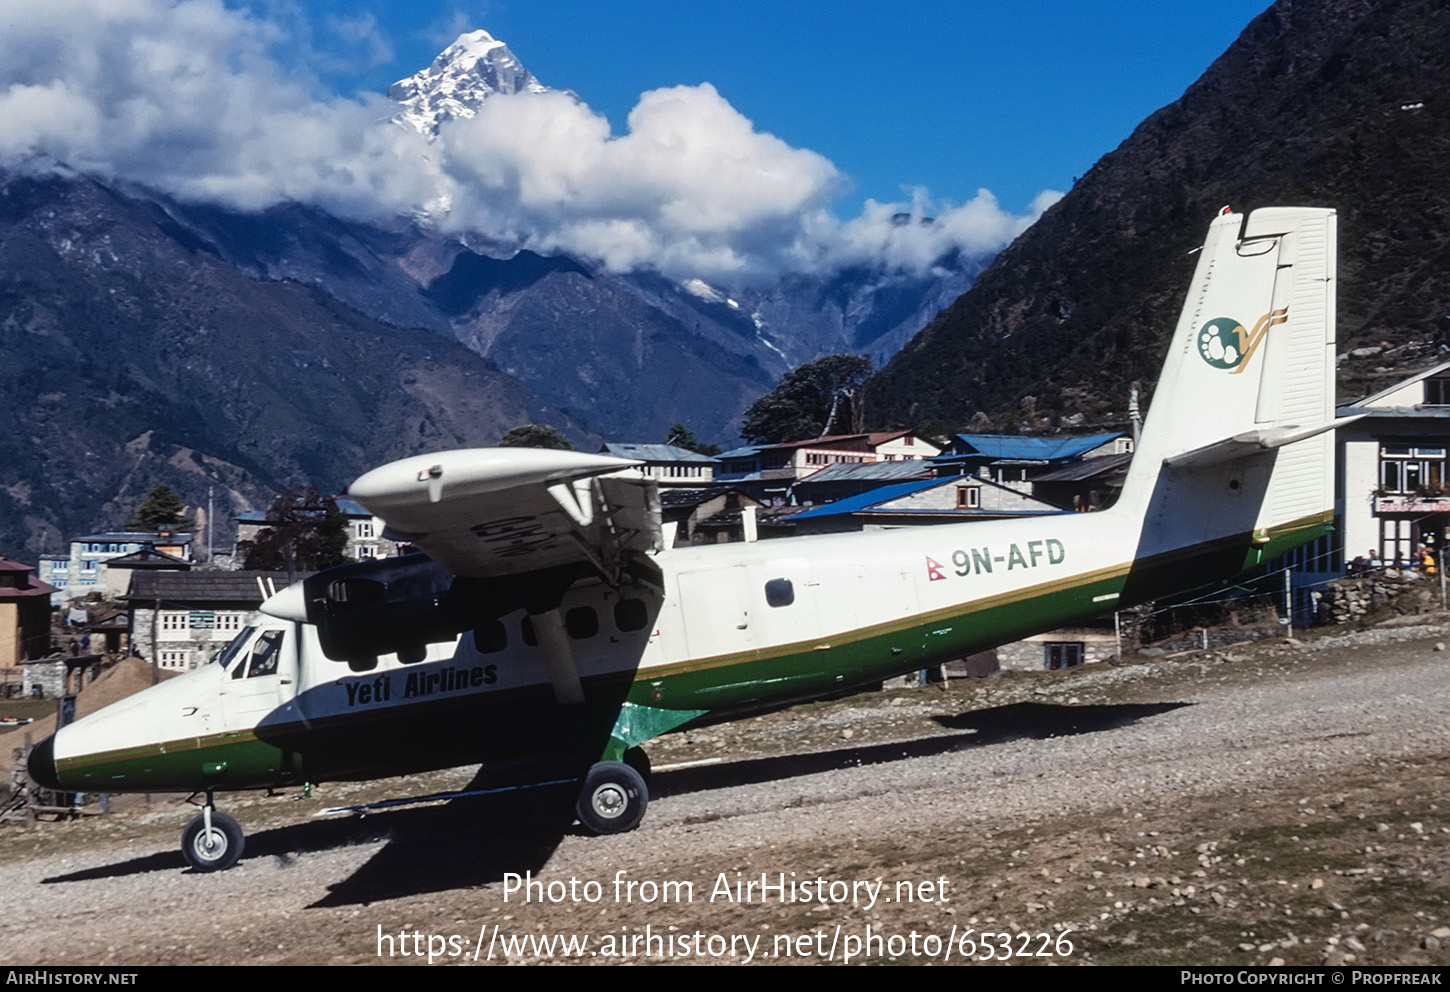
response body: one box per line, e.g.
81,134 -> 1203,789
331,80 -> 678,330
181,811 -> 245,872
575,761 -> 648,834
622,746 -> 651,783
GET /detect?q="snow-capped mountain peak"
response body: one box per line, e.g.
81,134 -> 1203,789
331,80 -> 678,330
389,29 -> 548,135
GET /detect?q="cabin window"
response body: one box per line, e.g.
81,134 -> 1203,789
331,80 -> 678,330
472,620 -> 507,654
764,578 -> 795,608
614,599 -> 648,632
565,607 -> 599,639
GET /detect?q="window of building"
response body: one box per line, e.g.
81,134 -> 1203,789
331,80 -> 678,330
1043,643 -> 1084,670
1379,444 -> 1447,494
159,650 -> 191,671
1425,376 -> 1450,406
956,486 -> 981,509
354,520 -> 375,539
160,611 -> 189,632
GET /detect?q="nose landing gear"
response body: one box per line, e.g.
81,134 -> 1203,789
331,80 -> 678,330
182,793 -> 245,872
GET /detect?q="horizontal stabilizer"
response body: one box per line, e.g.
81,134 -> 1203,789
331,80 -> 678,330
1162,414 -> 1363,469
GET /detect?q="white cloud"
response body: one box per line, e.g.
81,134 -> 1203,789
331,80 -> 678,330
434,84 -> 843,281
830,187 -> 1063,274
0,0 -> 1053,285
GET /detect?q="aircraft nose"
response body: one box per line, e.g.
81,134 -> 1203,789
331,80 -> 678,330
27,733 -> 60,790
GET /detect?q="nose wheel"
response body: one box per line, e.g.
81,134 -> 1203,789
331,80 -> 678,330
181,802 -> 245,872
575,760 -> 648,834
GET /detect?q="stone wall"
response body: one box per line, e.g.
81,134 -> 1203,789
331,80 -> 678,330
1320,568 -> 1443,623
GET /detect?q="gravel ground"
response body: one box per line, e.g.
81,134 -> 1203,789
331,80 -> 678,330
3,620 -> 1449,966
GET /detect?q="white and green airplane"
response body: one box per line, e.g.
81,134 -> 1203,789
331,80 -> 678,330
29,206 -> 1344,872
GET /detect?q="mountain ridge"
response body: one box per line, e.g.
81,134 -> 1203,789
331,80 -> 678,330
868,0 -> 1450,431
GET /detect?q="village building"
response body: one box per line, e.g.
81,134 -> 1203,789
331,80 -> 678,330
933,432 -> 1133,511
601,443 -> 716,485
714,430 -> 942,503
791,459 -> 938,505
233,496 -> 397,566
0,558 -> 57,667
659,488 -> 763,546
786,474 -> 1067,535
43,531 -> 194,602
1336,361 -> 1450,570
96,547 -> 192,599
125,570 -> 291,672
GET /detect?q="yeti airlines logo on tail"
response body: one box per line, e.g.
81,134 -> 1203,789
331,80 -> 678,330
1196,308 -> 1288,373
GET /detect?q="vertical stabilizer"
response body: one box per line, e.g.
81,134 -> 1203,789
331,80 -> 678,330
1116,207 -> 1337,566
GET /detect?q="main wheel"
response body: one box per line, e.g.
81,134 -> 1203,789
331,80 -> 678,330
622,746 -> 651,783
575,761 -> 648,834
181,810 -> 245,872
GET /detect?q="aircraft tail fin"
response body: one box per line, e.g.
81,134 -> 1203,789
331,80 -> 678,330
1116,207 -> 1338,563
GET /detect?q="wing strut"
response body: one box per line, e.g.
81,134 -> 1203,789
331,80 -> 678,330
531,608 -> 585,705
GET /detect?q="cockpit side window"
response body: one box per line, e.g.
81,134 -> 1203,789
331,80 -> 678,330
216,625 -> 257,673
246,630 -> 284,678
230,629 -> 285,680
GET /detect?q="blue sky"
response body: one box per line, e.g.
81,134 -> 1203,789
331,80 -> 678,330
0,1 -> 1273,284
296,0 -> 1273,216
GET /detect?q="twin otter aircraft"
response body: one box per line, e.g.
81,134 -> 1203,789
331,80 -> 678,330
30,207 -> 1344,871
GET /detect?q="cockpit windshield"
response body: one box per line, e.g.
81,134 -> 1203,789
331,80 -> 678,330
214,625 -> 258,672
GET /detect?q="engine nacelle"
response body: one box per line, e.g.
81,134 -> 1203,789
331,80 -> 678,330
301,554 -> 595,667
303,555 -> 464,665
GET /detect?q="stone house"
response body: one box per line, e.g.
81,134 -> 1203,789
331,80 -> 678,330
126,570 -> 292,672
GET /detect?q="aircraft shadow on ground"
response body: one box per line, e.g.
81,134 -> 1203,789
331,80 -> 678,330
39,780 -> 578,902
649,699 -> 1192,801
41,700 -> 1188,901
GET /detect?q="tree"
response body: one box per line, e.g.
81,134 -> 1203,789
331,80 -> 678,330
128,485 -> 193,530
662,423 -> 721,456
498,424 -> 572,450
239,486 -> 349,580
739,354 -> 874,444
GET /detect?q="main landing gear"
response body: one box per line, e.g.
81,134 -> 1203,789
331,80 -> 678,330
574,748 -> 650,835
182,793 -> 245,872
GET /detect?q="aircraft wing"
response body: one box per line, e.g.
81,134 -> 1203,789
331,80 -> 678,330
346,448 -> 662,581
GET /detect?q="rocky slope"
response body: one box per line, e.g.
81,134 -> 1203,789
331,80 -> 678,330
0,169 -> 592,554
